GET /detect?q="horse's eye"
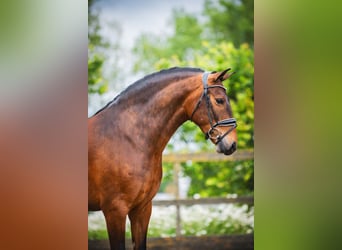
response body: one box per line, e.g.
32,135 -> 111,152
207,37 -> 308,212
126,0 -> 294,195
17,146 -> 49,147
215,98 -> 225,105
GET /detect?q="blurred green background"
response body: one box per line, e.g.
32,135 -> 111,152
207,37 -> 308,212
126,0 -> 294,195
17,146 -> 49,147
255,1 -> 342,250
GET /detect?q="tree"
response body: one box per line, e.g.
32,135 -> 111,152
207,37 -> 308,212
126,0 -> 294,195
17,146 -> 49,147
203,0 -> 254,46
88,0 -> 109,94
132,0 -> 254,74
132,9 -> 203,73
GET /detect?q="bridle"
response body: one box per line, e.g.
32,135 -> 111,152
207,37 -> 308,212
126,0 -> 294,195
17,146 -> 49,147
190,72 -> 237,144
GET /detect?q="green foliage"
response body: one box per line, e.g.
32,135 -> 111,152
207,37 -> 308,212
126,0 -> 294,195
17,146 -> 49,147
158,162 -> 174,193
88,0 -> 109,94
204,0 -> 254,46
183,160 -> 254,197
181,205 -> 253,236
88,229 -> 108,240
132,0 -> 254,74
132,9 -> 203,73
167,9 -> 204,59
88,54 -> 108,94
147,223 -> 176,238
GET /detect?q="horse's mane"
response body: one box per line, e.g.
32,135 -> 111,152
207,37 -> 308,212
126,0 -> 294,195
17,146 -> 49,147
92,67 -> 204,116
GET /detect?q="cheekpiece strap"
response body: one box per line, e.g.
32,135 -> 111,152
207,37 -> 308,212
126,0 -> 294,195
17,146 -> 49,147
202,72 -> 211,95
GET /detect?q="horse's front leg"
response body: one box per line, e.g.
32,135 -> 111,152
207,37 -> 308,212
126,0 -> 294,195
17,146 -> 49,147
128,201 -> 152,250
103,207 -> 128,250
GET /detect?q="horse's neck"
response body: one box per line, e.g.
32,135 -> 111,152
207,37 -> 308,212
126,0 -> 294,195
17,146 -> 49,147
108,78 -> 198,155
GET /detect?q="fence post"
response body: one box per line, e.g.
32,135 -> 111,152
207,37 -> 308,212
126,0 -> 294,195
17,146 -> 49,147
173,162 -> 181,237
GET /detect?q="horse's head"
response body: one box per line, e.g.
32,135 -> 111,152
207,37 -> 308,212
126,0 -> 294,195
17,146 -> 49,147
188,69 -> 237,155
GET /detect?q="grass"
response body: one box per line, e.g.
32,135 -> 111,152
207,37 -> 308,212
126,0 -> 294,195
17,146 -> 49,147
88,229 -> 109,240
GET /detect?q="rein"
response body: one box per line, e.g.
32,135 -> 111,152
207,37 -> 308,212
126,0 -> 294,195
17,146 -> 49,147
190,72 -> 237,144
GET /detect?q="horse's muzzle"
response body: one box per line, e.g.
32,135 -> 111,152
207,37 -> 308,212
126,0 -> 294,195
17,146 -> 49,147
216,140 -> 237,155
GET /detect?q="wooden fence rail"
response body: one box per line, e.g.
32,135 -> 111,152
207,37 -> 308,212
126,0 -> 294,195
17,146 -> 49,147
152,196 -> 254,206
162,149 -> 254,163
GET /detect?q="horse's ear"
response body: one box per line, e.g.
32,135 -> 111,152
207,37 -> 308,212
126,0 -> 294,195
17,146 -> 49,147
213,68 -> 235,82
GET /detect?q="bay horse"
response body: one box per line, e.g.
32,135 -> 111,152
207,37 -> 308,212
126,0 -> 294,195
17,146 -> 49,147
88,67 -> 237,250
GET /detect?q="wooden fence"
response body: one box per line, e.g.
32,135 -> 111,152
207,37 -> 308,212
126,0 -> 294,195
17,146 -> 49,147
160,149 -> 254,237
162,148 -> 254,163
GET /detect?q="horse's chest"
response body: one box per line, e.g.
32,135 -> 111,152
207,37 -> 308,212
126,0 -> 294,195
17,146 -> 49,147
132,164 -> 162,201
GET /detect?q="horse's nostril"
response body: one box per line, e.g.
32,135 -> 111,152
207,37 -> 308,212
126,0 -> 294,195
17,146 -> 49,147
231,141 -> 237,150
